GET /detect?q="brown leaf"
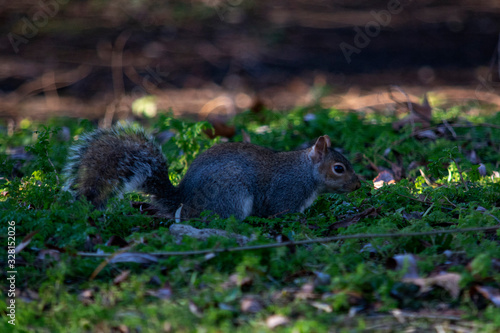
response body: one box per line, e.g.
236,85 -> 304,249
204,119 -> 236,139
404,273 -> 461,299
415,93 -> 432,121
113,270 -> 131,285
373,170 -> 396,189
392,92 -> 432,131
296,282 -> 317,300
111,324 -> 129,333
221,273 -> 254,291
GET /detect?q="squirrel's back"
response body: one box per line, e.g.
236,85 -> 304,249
178,143 -> 322,218
64,125 -> 360,219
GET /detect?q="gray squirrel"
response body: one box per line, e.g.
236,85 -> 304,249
63,124 -> 361,219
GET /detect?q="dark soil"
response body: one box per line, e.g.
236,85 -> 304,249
1,0 -> 499,122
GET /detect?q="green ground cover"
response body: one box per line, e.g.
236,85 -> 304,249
1,105 -> 500,332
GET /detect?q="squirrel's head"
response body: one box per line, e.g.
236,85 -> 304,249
308,135 -> 361,194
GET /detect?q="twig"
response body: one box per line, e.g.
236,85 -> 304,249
5,65 -> 91,104
362,154 -> 380,173
89,242 -> 137,280
419,168 -> 435,187
442,119 -> 457,139
389,85 -> 417,132
389,85 -> 415,115
76,225 -> 500,258
46,152 -> 60,185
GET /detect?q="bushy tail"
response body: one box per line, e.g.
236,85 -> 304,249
63,124 -> 177,209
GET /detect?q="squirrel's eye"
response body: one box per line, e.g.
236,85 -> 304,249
333,164 -> 345,174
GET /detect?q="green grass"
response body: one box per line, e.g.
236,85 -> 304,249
1,107 -> 500,332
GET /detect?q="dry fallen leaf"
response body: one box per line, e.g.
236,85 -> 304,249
266,315 -> 289,329
373,170 -> 396,189
113,270 -> 131,285
404,273 -> 461,299
112,324 -> 129,333
204,119 -> 236,139
78,289 -> 94,305
310,301 -> 332,313
392,92 -> 432,131
221,273 -> 253,290
296,282 -> 317,300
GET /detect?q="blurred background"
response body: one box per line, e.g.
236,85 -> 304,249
1,0 -> 499,124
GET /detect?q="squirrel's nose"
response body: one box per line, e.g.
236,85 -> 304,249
353,177 -> 361,190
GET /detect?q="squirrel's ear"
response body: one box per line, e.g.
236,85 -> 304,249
322,135 -> 332,148
309,135 -> 330,162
